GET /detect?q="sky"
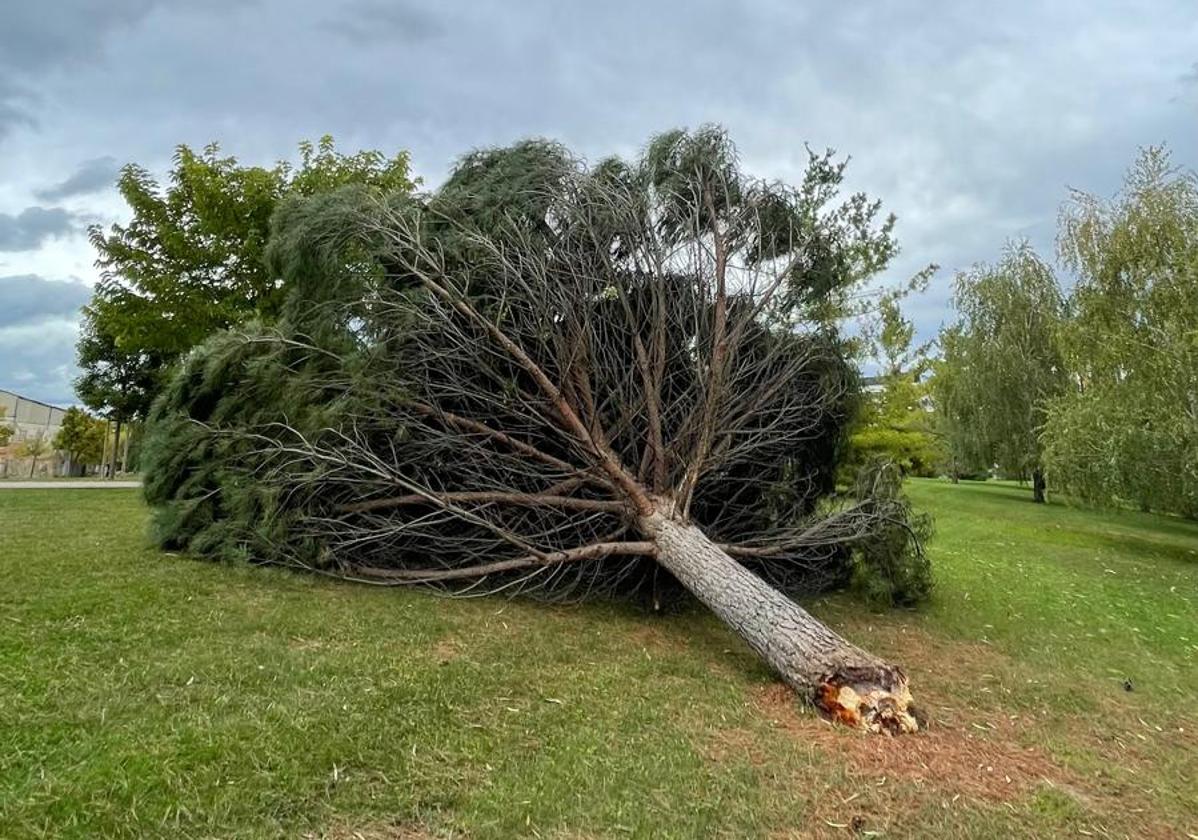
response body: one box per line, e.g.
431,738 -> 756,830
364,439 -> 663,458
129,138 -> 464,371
1,0 -> 1195,406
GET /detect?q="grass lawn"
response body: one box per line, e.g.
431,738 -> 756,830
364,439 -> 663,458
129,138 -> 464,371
1,480 -> 1195,838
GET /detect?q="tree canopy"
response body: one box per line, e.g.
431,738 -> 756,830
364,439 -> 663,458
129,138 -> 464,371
848,295 -> 940,478
931,243 -> 1067,500
74,308 -> 167,427
1043,147 -> 1198,516
75,137 -> 418,423
53,407 -> 107,467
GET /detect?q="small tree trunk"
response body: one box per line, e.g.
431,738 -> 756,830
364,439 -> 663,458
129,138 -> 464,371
110,421 -> 123,480
1032,468 -> 1046,504
100,420 -> 110,478
643,511 -> 920,733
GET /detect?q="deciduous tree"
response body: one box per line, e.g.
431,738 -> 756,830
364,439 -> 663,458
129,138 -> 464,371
53,407 -> 107,471
1044,146 -> 1198,516
18,433 -> 53,478
75,310 -> 164,477
932,244 -> 1067,501
0,407 -> 12,449
78,137 -> 418,411
849,295 -> 940,477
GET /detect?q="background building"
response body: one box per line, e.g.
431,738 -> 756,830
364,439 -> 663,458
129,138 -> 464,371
0,389 -> 68,443
0,389 -> 70,478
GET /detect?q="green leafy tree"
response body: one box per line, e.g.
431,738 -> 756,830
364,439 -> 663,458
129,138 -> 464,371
932,243 -> 1067,502
927,332 -> 991,482
54,407 -> 107,470
74,310 -> 166,476
77,137 -> 417,466
18,432 -> 53,478
0,407 -> 12,449
848,295 -> 940,476
79,136 -> 417,396
1043,146 -> 1198,516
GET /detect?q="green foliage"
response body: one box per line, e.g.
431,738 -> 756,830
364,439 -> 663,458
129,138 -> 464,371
53,407 -> 106,466
74,307 -> 166,422
1043,146 -> 1198,517
79,136 -> 418,414
16,432 -> 52,477
931,243 -> 1067,488
141,322 -> 353,564
847,296 -> 941,477
0,407 -> 11,449
433,139 -> 575,244
143,126 -> 930,608
848,461 -> 934,606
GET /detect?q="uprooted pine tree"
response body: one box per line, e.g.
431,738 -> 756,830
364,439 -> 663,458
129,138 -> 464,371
143,127 -> 932,734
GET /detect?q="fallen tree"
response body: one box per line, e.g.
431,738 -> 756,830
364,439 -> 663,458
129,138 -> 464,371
143,128 -> 931,733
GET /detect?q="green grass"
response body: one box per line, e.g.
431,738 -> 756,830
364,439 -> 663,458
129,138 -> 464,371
1,482 -> 1195,838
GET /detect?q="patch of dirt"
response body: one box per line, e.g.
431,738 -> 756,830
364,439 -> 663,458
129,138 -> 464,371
430,637 -> 464,665
627,623 -> 688,654
752,683 -> 1063,802
289,636 -> 328,651
306,821 -> 439,840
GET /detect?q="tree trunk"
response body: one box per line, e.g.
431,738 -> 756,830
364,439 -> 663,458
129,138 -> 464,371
110,421 -> 123,480
1032,468 -> 1046,504
100,420 -> 110,478
642,511 -> 920,734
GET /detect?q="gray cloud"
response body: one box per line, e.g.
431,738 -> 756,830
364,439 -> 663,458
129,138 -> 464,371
35,156 -> 121,201
326,0 -> 447,45
0,274 -> 92,328
0,0 -> 1195,401
0,207 -> 82,252
0,0 -> 160,137
0,276 -> 92,406
0,317 -> 82,407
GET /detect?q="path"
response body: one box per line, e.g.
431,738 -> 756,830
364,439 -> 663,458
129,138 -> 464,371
0,481 -> 141,489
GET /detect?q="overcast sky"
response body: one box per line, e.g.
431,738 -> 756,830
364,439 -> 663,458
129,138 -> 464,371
1,0 -> 1195,406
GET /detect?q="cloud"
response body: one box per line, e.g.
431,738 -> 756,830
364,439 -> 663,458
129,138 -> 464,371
0,207 -> 81,252
326,0 -> 447,45
0,317 -> 82,407
0,0 -> 159,138
0,0 -> 1193,375
0,275 -> 90,406
0,78 -> 36,139
35,156 -> 121,201
0,274 -> 92,327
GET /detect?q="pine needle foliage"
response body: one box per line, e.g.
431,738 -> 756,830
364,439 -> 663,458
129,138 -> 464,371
143,127 -> 932,607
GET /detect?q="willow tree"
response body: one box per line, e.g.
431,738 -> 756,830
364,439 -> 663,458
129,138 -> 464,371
933,244 -> 1067,502
145,128 -> 930,733
1044,147 -> 1198,517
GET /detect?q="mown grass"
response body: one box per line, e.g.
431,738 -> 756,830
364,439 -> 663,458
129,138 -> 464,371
0,482 -> 1195,838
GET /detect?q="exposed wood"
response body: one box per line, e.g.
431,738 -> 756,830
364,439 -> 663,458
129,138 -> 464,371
644,510 -> 920,734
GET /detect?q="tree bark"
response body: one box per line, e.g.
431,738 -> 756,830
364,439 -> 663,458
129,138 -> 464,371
110,420 -> 123,480
642,511 -> 920,734
100,420 -> 110,478
1032,468 -> 1046,504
